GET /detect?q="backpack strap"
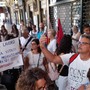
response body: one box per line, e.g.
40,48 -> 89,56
69,53 -> 78,65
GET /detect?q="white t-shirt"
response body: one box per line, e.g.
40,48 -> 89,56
20,36 -> 32,57
72,32 -> 80,52
27,51 -> 45,71
47,39 -> 56,54
60,53 -> 90,90
47,39 -> 57,81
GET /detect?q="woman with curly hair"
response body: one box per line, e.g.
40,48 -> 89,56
16,68 -> 53,90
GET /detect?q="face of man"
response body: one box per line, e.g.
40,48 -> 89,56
35,78 -> 47,90
39,23 -> 44,30
78,37 -> 90,54
22,30 -> 29,38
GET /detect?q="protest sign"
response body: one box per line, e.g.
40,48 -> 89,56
0,38 -> 23,72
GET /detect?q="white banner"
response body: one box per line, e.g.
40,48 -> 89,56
0,38 -> 23,72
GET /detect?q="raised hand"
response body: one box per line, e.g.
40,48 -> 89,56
39,34 -> 47,49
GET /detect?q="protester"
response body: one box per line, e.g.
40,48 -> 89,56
46,29 -> 59,81
27,22 -> 32,32
20,26 -> 33,57
55,34 -> 72,90
24,38 -> 48,71
29,24 -> 38,38
11,24 -> 19,38
40,34 -> 90,90
16,68 -> 52,90
37,22 -> 46,39
0,32 -> 22,90
78,68 -> 90,90
19,20 -> 26,37
83,24 -> 90,35
72,25 -> 81,52
0,25 -> 9,41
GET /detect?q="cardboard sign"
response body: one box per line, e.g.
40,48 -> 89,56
0,38 -> 23,72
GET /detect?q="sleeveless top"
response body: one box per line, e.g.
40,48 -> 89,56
27,51 -> 45,71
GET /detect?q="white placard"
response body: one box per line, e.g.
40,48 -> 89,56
0,38 -> 23,72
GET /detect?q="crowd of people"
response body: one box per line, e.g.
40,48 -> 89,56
0,19 -> 90,90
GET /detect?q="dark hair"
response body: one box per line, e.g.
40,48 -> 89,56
1,25 -> 7,31
16,68 -> 51,90
56,34 -> 72,55
83,24 -> 90,30
87,68 -> 90,81
11,24 -> 19,37
5,34 -> 15,40
31,38 -> 41,53
20,20 -> 24,22
32,25 -> 36,28
1,25 -> 8,36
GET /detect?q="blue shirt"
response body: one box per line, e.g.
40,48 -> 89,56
37,31 -> 44,39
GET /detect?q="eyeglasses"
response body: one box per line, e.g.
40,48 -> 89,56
78,41 -> 90,45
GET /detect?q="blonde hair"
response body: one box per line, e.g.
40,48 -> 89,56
48,29 -> 56,37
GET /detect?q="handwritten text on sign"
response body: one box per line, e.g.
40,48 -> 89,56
0,38 -> 23,72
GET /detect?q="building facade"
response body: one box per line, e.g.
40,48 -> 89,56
49,0 -> 81,34
49,0 -> 90,34
5,0 -> 90,34
26,0 -> 47,30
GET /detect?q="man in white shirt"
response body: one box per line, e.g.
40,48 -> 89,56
40,34 -> 90,90
20,28 -> 33,57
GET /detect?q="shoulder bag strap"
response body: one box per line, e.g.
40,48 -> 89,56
37,53 -> 41,67
58,65 -> 64,73
69,53 -> 78,65
22,36 -> 33,51
49,63 -> 56,72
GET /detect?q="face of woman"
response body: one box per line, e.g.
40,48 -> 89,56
1,29 -> 8,36
31,41 -> 39,50
72,26 -> 78,33
47,30 -> 52,38
35,78 -> 47,90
